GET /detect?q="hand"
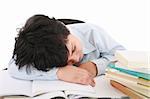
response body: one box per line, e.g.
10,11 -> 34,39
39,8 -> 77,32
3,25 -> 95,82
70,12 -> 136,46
79,62 -> 97,77
57,65 -> 95,87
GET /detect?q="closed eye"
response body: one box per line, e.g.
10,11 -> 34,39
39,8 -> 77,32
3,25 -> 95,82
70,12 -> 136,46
72,46 -> 76,53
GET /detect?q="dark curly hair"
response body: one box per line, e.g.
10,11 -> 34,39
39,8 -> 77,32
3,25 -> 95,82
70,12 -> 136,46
12,14 -> 70,72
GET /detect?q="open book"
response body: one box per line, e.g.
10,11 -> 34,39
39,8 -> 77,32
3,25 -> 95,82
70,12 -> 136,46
0,70 -> 126,99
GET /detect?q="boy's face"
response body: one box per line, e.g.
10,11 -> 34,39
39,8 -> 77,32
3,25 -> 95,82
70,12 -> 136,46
66,34 -> 84,65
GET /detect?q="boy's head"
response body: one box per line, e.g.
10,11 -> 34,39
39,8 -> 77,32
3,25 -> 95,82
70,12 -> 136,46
13,14 -> 70,71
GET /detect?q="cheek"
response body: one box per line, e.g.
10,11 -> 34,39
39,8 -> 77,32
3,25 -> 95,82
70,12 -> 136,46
80,52 -> 84,59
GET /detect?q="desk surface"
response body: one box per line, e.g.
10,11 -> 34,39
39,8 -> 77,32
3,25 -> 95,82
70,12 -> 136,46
93,75 -> 127,98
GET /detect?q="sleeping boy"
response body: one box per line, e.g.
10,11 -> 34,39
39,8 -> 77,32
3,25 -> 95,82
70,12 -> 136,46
8,14 -> 125,87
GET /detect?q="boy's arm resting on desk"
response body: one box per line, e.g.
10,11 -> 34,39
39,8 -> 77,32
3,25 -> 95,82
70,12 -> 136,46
8,59 -> 58,80
8,59 -> 95,86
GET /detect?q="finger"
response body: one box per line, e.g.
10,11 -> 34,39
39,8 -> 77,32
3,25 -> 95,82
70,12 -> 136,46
87,71 -> 95,78
88,78 -> 95,87
81,75 -> 95,87
81,69 -> 93,78
92,79 -> 95,87
77,75 -> 91,85
77,69 -> 95,86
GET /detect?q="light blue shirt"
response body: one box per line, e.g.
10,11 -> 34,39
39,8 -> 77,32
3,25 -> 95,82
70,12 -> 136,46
8,23 -> 125,80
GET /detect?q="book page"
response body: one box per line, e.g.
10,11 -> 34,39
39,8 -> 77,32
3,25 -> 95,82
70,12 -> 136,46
2,91 -> 66,99
0,91 -> 67,99
33,91 -> 67,99
115,50 -> 149,68
3,96 -> 32,99
65,76 -> 126,98
0,71 -> 32,97
32,79 -> 95,96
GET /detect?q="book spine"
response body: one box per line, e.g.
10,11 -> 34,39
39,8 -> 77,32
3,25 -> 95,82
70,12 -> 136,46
110,80 -> 148,99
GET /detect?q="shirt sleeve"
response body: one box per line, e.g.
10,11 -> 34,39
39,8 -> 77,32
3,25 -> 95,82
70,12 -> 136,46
88,24 -> 125,75
8,59 -> 59,80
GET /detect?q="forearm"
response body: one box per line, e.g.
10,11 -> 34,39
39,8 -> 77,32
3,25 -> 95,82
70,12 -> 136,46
78,61 -> 97,77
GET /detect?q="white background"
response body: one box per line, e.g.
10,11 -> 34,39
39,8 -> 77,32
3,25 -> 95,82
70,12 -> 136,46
0,0 -> 149,70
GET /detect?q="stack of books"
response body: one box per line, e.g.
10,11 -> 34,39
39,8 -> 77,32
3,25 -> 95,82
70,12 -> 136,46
106,50 -> 150,99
